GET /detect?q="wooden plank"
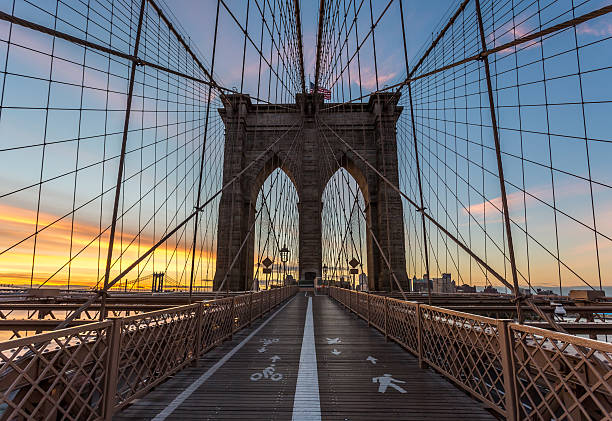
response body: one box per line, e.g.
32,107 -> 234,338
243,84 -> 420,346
313,295 -> 495,420
114,294 -> 496,420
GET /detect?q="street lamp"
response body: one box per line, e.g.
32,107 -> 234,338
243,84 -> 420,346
323,263 -> 328,284
280,244 -> 290,286
348,257 -> 359,290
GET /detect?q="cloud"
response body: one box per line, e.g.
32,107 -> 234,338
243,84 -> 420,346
464,189 -> 528,220
489,22 -> 540,55
577,20 -> 612,37
352,66 -> 397,91
463,180 -> 588,221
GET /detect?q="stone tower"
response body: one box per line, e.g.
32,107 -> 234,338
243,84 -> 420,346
213,92 -> 409,292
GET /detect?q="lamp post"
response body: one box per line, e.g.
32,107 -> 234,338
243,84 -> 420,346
323,263 -> 328,285
280,244 -> 290,286
349,257 -> 359,291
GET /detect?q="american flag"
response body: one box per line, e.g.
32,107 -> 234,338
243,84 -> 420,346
309,82 -> 331,100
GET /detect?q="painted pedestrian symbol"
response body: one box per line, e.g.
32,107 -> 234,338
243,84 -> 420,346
331,349 -> 341,356
250,365 -> 283,382
372,374 -> 407,393
326,337 -> 341,344
366,356 -> 378,364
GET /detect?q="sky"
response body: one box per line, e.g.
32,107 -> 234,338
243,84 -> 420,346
0,0 -> 611,293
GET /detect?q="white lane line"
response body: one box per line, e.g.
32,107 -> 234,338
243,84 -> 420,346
292,297 -> 321,421
152,296 -> 296,421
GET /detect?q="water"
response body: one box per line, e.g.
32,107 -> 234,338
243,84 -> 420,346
477,284 -> 612,297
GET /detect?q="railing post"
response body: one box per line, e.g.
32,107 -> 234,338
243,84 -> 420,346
103,318 -> 121,421
384,297 -> 389,341
498,320 -> 518,421
193,303 -> 203,363
268,290 -> 272,313
229,297 -> 235,339
367,292 -> 371,326
416,303 -> 425,369
249,291 -> 253,327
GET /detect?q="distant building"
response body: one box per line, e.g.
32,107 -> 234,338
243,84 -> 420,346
535,288 -> 555,296
358,273 -> 368,290
431,273 -> 456,293
411,275 -> 430,293
456,283 -> 476,293
412,273 -> 458,293
483,285 -> 499,294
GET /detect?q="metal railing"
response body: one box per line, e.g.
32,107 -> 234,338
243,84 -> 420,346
329,287 -> 612,420
0,286 -> 297,420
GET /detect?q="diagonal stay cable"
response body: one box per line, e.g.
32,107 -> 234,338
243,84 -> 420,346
54,120 -> 302,329
316,116 -> 514,293
317,118 -> 407,299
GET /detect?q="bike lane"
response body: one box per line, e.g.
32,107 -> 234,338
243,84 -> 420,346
116,294 -> 307,421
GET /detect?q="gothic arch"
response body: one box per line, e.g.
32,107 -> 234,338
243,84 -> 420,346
320,152 -> 370,204
250,153 -> 300,204
214,92 -> 409,291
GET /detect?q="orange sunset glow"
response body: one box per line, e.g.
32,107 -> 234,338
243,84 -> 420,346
0,203 -> 217,288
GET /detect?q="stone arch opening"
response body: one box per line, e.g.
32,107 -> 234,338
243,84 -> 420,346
252,166 -> 299,290
322,167 -> 369,289
250,153 -> 301,204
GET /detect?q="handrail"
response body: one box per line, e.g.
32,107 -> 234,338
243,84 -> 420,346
327,287 -> 612,421
0,286 -> 298,420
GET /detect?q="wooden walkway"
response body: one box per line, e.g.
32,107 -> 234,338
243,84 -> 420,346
115,293 -> 496,420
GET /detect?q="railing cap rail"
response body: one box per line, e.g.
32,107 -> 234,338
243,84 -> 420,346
0,319 -> 112,351
510,321 -> 612,350
120,302 -> 202,323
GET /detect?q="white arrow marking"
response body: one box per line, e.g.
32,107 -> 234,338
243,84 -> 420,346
152,296 -> 295,421
331,349 -> 341,356
366,356 -> 378,364
270,355 -> 281,362
326,337 -> 341,345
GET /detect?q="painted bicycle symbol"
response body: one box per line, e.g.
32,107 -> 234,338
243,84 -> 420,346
250,365 -> 283,382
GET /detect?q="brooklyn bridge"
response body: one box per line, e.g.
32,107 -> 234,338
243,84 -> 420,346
0,0 -> 611,419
